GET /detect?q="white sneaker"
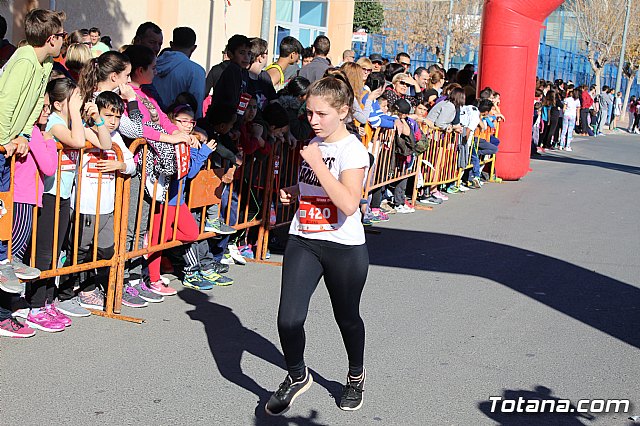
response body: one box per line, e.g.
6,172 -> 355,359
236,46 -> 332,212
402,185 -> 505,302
396,204 -> 414,214
227,244 -> 247,265
160,275 -> 171,285
458,185 -> 470,193
565,147 -> 573,152
220,256 -> 234,265
11,308 -> 29,319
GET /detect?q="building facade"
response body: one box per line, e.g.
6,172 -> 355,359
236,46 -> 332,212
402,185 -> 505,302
0,0 -> 355,71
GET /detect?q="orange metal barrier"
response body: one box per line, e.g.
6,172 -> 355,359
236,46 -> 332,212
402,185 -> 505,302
0,141 -> 138,322
365,127 -> 420,193
255,141 -> 305,262
409,128 -> 460,204
115,139 -> 275,311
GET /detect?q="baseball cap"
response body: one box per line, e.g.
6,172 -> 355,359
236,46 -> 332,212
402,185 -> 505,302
393,98 -> 412,115
369,53 -> 383,63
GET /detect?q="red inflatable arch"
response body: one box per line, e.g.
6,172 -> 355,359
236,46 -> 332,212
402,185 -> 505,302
477,0 -> 564,180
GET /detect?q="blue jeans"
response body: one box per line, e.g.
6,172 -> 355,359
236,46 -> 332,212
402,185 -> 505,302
471,138 -> 498,179
560,115 -> 576,148
213,183 -> 239,261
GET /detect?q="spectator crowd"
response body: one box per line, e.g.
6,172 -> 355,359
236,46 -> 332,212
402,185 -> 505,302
0,8 -> 507,338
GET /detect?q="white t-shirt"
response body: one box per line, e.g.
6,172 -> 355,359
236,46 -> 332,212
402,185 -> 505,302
73,131 -> 136,214
289,134 -> 369,245
564,97 -> 581,118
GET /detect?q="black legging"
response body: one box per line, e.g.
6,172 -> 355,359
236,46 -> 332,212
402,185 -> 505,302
278,234 -> 369,379
541,107 -> 560,148
25,194 -> 71,308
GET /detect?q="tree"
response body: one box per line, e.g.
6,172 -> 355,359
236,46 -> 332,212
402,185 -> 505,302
566,0 -> 627,93
353,0 -> 385,33
619,0 -> 640,116
381,0 -> 481,62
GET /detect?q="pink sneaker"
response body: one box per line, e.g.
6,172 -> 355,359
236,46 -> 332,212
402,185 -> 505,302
371,208 -> 390,222
432,190 -> 449,201
45,304 -> 72,327
149,280 -> 177,296
26,309 -> 65,333
0,317 -> 36,338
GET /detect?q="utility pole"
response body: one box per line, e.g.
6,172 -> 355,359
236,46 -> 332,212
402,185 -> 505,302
443,0 -> 454,69
261,0 -> 272,44
615,0 -> 632,94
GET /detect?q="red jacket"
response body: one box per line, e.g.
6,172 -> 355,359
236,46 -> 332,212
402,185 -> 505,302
581,91 -> 593,109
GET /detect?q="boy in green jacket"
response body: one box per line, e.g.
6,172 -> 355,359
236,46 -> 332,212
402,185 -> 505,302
0,9 -> 65,301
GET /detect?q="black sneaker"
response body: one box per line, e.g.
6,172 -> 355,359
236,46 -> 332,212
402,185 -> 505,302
265,368 -> 313,416
211,261 -> 229,275
339,369 -> 366,411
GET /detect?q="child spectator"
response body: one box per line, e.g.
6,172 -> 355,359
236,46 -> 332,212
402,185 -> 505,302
239,97 -> 270,156
60,92 -> 141,309
0,9 -> 66,337
200,103 -> 244,264
275,76 -> 313,141
1,94 -> 59,334
467,99 -> 498,189
389,99 -> 418,213
213,34 -> 252,110
77,51 -> 148,140
364,72 -> 396,131
560,89 -> 580,152
122,44 -> 198,296
11,97 -> 58,266
167,104 -> 234,287
26,78 -> 112,330
247,38 -> 277,111
149,104 -> 233,290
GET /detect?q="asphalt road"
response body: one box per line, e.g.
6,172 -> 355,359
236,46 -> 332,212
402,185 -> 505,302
1,132 -> 639,426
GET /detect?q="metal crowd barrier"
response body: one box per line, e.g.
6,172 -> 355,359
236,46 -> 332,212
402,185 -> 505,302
0,142 -> 134,322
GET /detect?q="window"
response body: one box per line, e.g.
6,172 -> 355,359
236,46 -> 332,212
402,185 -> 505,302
299,1 -> 326,27
276,0 -> 294,22
274,0 -> 328,54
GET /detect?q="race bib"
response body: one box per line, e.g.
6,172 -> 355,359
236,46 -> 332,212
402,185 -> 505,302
175,142 -> 190,180
298,196 -> 338,232
60,149 -> 78,172
85,149 -> 116,180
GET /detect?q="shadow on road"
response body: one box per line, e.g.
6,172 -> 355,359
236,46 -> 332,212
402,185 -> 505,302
478,385 -> 595,425
533,153 -> 640,175
366,229 -> 640,350
178,289 -> 342,426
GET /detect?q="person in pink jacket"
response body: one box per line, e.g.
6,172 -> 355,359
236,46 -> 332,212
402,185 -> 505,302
12,95 -> 58,263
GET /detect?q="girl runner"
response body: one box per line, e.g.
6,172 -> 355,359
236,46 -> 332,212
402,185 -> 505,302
265,76 -> 370,415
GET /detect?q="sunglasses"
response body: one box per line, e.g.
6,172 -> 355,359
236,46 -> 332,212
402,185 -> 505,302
372,61 -> 383,65
175,118 -> 196,127
401,62 -> 411,67
52,31 -> 68,39
398,81 -> 410,87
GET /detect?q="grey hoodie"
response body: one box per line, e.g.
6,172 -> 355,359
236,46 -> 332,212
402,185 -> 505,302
153,50 -> 206,117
